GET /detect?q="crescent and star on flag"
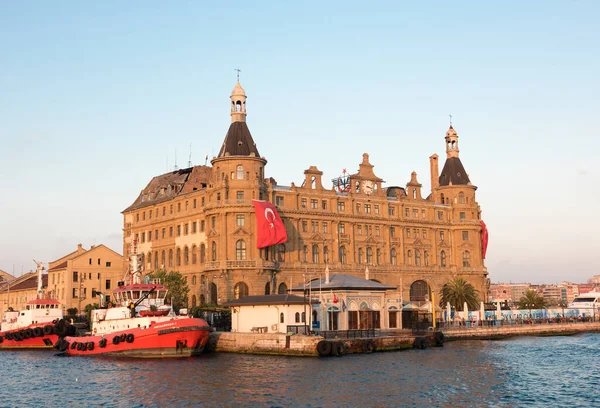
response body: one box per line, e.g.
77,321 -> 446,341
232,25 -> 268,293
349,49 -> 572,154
264,208 -> 276,228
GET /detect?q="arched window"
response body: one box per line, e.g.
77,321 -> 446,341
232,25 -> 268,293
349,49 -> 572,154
200,294 -> 205,305
295,312 -> 300,323
440,193 -> 445,204
376,248 -> 381,265
168,249 -> 173,267
366,247 -> 373,265
407,250 -> 412,265
211,242 -> 217,261
358,248 -> 363,264
201,274 -> 206,285
302,245 -> 308,263
312,310 -> 318,323
184,246 -> 189,265
192,275 -> 197,285
154,252 -> 159,269
265,282 -> 271,295
192,245 -> 197,264
236,165 -> 244,180
440,250 -> 447,267
410,280 -> 430,302
234,282 -> 249,299
217,167 -> 221,180
236,240 -> 247,260
339,246 -> 347,264
301,312 -> 306,323
323,246 -> 329,263
191,295 -> 197,307
278,283 -> 288,294
161,250 -> 166,267
140,253 -> 145,268
463,250 -> 471,267
209,282 -> 217,304
458,192 -> 465,204
200,244 -> 206,263
277,244 -> 285,262
415,250 -> 421,266
424,250 -> 429,266
390,248 -> 397,265
176,248 -> 181,266
312,244 -> 319,263
280,313 -> 284,323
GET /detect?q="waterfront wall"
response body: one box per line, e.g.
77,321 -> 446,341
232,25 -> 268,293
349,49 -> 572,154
442,322 -> 600,340
207,332 -> 320,356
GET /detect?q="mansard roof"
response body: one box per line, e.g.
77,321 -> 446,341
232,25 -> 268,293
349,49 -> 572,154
439,157 -> 471,186
290,274 -> 396,292
123,166 -> 212,212
217,121 -> 260,158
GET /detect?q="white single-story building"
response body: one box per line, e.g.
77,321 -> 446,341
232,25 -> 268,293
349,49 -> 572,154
224,294 -> 319,334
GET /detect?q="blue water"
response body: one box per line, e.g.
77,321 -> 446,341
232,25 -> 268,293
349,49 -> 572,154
1,333 -> 599,407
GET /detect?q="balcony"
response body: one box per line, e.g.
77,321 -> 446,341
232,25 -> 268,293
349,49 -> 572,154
202,259 -> 280,272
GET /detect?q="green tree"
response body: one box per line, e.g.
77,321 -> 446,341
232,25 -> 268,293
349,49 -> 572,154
67,307 -> 78,317
84,303 -> 100,322
149,269 -> 190,313
518,290 -> 547,310
439,277 -> 480,311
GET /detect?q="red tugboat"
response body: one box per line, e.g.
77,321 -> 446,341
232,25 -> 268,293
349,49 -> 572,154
0,261 -> 70,350
56,240 -> 211,358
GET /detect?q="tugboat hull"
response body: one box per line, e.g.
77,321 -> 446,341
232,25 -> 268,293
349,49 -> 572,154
59,318 -> 211,358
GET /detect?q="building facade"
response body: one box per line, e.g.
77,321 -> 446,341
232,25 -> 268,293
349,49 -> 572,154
0,272 -> 46,320
46,244 -> 125,312
122,81 -> 488,309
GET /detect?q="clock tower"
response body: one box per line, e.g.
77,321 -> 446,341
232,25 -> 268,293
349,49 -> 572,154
350,153 -> 384,195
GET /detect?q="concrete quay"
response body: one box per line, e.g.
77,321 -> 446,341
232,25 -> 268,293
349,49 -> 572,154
206,331 -> 441,357
441,321 -> 600,341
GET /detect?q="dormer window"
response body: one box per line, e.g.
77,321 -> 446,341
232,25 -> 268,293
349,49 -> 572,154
167,185 -> 172,195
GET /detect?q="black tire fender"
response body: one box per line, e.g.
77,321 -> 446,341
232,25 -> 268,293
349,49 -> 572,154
317,340 -> 333,356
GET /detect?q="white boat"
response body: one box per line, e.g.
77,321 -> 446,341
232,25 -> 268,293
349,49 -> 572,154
568,291 -> 600,311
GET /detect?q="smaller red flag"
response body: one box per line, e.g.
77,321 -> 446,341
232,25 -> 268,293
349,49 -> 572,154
480,220 -> 489,259
252,200 -> 288,249
333,293 -> 339,303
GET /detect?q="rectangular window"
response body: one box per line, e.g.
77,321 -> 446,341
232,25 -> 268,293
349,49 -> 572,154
460,212 -> 466,220
106,261 -> 111,267
136,213 -> 139,222
169,226 -> 173,237
276,196 -> 284,206
147,231 -> 151,242
212,216 -> 216,228
72,288 -> 77,298
141,232 -> 146,243
311,221 -> 317,233
389,206 -> 395,216
149,210 -> 152,219
92,289 -> 97,298
170,205 -> 173,214
338,223 -> 345,233
201,220 -> 205,231
177,225 -> 181,236
310,199 -> 318,209
357,225 -> 362,235
364,204 -> 371,214
422,209 -> 426,218
462,231 -> 469,240
73,271 -> 78,282
142,212 -> 146,221
202,197 -> 205,206
105,280 -> 111,290
337,202 -> 345,212
405,208 -> 410,217
322,222 -> 328,233
237,215 -> 245,227
185,201 -> 189,210
89,258 -> 92,265
178,203 -> 181,212
97,273 -> 100,280
440,230 -> 445,241
97,258 -> 100,265
155,229 -> 158,240
162,207 -> 166,216
406,228 -> 411,238
162,228 -> 166,239
412,209 -> 418,217
184,224 -> 189,235
374,205 -> 379,215
302,221 -> 307,232
356,203 -> 361,213
375,226 -> 380,236
301,198 -> 307,208
193,199 -> 197,209
236,191 -> 244,200
390,227 -> 395,237
423,230 -> 427,239
192,222 -> 197,233
322,200 -> 327,210
438,211 -> 443,220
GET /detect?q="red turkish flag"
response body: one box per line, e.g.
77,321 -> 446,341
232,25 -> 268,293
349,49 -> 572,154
252,200 -> 288,249
480,220 -> 489,259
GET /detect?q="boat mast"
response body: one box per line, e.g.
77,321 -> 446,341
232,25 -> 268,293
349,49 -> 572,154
33,259 -> 44,299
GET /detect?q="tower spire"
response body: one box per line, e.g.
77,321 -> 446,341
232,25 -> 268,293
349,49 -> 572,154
445,123 -> 459,159
230,74 -> 247,123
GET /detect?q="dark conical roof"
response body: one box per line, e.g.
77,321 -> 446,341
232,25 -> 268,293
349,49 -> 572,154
217,121 -> 260,158
439,157 -> 471,186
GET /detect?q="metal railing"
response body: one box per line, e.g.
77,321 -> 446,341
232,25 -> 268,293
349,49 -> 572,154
317,329 -> 380,339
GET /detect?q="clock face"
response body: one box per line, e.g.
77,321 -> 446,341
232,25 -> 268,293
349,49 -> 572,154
362,180 -> 374,194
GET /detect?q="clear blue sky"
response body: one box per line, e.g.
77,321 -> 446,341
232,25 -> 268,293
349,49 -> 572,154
1,2 -> 598,284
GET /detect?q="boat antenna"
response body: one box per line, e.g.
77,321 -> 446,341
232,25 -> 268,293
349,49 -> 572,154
174,149 -> 178,171
33,259 -> 44,299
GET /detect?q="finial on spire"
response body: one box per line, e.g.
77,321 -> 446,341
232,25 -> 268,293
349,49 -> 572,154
449,114 -> 453,127
235,68 -> 241,82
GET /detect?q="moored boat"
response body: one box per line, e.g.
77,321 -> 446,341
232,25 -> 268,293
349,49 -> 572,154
56,239 -> 211,358
0,261 -> 72,350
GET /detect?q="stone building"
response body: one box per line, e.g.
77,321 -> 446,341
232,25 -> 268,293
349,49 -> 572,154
0,269 -> 15,282
46,244 -> 125,312
122,81 -> 488,310
0,272 -> 46,320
